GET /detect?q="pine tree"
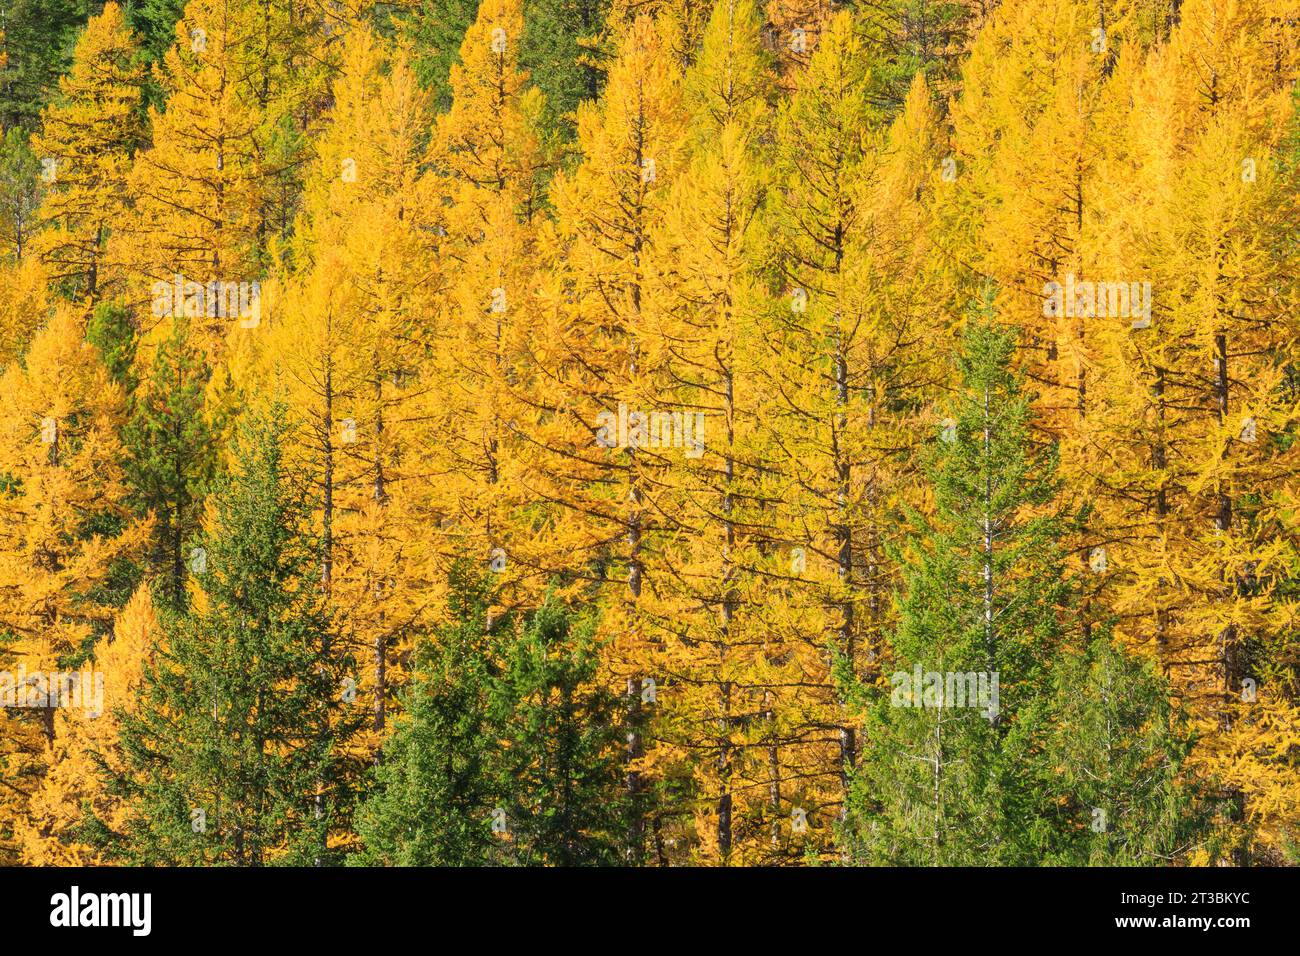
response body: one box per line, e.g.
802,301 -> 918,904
123,311 -> 219,610
1041,633 -> 1206,865
129,0 -> 189,70
0,0 -> 91,130
521,0 -> 608,137
0,126 -> 42,261
855,0 -> 984,112
105,409 -> 357,865
400,0 -> 482,112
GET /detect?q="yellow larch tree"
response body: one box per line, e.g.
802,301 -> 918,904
0,255 -> 49,369
253,27 -> 439,766
1086,0 -> 1300,862
420,0 -> 551,614
109,0 -> 270,360
29,2 -> 145,304
753,8 -> 885,834
646,0 -> 778,863
0,304 -> 148,859
532,12 -> 687,861
17,584 -> 159,865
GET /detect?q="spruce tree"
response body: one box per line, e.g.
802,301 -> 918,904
842,317 -> 1067,865
122,312 -> 218,611
490,594 -> 626,865
106,408 -> 356,865
0,127 -> 41,261
354,573 -> 629,866
520,0 -> 608,138
351,562 -> 502,866
398,0 -> 482,113
0,0 -> 91,130
843,316 -> 1204,865
1040,634 -> 1206,865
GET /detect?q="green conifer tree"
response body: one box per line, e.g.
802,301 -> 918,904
842,316 -> 1066,865
490,593 -> 627,865
352,562 -> 502,866
122,312 -> 218,610
105,408 -> 356,865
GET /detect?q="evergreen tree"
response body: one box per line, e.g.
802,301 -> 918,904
490,593 -> 627,865
520,0 -> 608,137
351,563 -> 503,866
0,126 -> 41,261
123,312 -> 218,610
85,299 -> 135,387
854,0 -> 982,112
0,0 -> 91,130
129,0 -> 189,70
842,317 -> 1067,865
105,409 -> 356,865
1040,633 -> 1206,865
399,0 -> 481,112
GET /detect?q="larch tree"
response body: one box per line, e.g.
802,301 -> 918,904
29,1 -> 146,304
260,27 -> 439,766
646,0 -> 782,863
0,303 -> 148,860
534,12 -> 687,862
1086,0 -> 1300,863
756,8 -> 882,823
420,0 -> 551,615
17,584 -> 160,865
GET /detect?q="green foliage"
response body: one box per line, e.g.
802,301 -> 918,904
127,0 -> 188,67
123,314 -> 219,610
397,0 -> 481,113
0,126 -> 41,260
1038,634 -> 1206,865
843,315 -> 1204,865
490,593 -> 627,864
0,0 -> 93,129
520,0 -> 607,139
354,570 -> 628,865
86,299 -> 135,386
105,408 -> 358,865
854,0 -> 976,111
843,317 -> 1066,864
352,562 -> 504,866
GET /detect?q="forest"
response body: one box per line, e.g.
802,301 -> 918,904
0,0 -> 1297,867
